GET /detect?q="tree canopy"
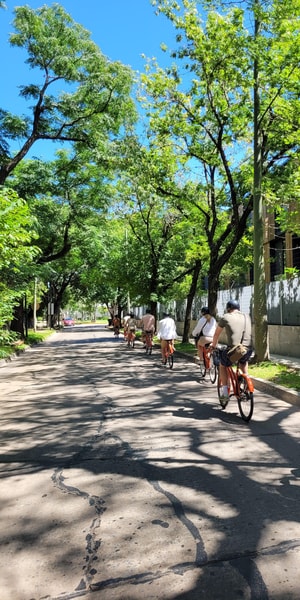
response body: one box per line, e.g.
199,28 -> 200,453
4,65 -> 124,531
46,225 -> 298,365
1,0 -> 300,356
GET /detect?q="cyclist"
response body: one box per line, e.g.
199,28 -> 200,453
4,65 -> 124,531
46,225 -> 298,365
211,299 -> 252,405
122,313 -> 131,340
140,309 -> 155,346
157,312 -> 177,364
192,307 -> 217,363
112,315 -> 121,336
127,312 -> 137,345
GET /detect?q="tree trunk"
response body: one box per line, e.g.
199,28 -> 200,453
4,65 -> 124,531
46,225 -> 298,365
207,270 -> 220,318
253,6 -> 269,362
182,260 -> 202,343
10,299 -> 25,339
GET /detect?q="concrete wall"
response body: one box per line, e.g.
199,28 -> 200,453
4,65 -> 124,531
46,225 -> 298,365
269,325 -> 300,357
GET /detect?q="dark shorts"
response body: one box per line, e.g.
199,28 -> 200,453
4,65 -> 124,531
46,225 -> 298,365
219,347 -> 252,367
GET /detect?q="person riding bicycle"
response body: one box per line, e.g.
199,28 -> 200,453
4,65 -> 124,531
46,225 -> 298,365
157,311 -> 177,364
122,313 -> 131,340
112,315 -> 121,336
192,307 -> 217,364
140,309 -> 155,346
127,313 -> 137,332
211,299 -> 252,404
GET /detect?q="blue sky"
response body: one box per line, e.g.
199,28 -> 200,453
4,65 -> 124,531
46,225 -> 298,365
1,0 -> 176,158
0,0 -> 174,110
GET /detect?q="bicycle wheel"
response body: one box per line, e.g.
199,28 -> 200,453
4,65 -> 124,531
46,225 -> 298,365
145,335 -> 152,355
199,360 -> 206,378
168,353 -> 174,369
209,359 -> 217,384
237,375 -> 254,422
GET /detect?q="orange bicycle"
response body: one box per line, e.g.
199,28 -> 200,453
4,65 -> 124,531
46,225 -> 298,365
162,339 -> 174,369
213,348 -> 254,422
199,343 -> 217,383
144,331 -> 153,355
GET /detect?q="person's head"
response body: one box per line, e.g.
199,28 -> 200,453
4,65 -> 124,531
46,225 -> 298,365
162,312 -> 170,318
130,312 -> 134,318
201,306 -> 210,316
226,299 -> 240,312
146,308 -> 152,314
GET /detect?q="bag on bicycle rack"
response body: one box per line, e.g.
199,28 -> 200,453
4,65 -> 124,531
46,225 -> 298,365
227,344 -> 247,363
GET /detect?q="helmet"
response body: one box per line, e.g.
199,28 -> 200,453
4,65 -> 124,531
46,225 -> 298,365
201,307 -> 210,315
226,299 -> 240,311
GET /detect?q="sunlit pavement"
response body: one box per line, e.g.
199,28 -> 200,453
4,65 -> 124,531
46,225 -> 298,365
0,324 -> 299,600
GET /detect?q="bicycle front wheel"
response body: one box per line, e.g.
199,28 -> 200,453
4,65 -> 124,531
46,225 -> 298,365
237,375 -> 254,422
208,356 -> 217,383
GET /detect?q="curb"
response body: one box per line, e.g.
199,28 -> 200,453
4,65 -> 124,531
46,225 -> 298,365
251,376 -> 300,408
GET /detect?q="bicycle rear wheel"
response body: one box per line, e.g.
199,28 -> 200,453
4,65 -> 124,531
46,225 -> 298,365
146,335 -> 152,355
208,356 -> 217,383
237,375 -> 254,422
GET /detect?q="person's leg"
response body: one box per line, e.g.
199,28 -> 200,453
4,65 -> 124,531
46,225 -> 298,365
161,339 -> 167,361
197,340 -> 204,360
219,350 -> 230,399
219,364 -> 228,386
239,348 -> 252,374
198,336 -> 213,361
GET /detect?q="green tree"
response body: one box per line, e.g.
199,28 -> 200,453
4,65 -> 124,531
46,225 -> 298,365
0,187 -> 39,334
0,3 -> 136,184
252,0 -> 300,360
115,140 -> 206,322
141,3 -> 254,314
146,0 -> 300,361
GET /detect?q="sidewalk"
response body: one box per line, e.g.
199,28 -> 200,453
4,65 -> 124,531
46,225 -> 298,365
251,353 -> 300,408
270,353 -> 300,370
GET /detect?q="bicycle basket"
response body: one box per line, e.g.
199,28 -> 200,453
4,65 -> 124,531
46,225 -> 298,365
213,349 -> 221,366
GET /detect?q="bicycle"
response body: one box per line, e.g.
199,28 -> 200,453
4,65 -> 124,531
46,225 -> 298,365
144,330 -> 153,355
127,328 -> 135,348
213,348 -> 254,422
198,343 -> 217,383
162,339 -> 174,369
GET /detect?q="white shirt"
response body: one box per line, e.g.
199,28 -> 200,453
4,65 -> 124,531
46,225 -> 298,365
192,315 -> 217,337
157,317 -> 177,340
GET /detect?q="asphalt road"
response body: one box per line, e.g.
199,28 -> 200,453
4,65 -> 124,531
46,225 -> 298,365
0,324 -> 299,600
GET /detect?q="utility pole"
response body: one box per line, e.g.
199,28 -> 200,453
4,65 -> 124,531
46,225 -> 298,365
33,277 -> 37,332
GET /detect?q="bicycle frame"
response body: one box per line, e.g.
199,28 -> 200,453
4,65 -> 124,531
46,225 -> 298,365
227,364 -> 254,396
199,344 -> 217,383
163,339 -> 174,369
127,329 -> 135,348
144,331 -> 153,354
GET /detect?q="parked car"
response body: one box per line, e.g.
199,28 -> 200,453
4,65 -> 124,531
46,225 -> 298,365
63,316 -> 75,326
